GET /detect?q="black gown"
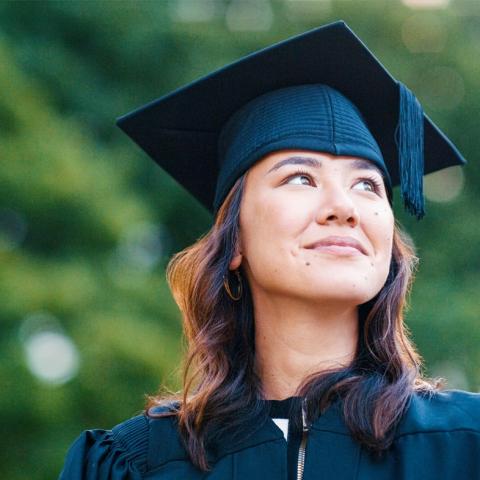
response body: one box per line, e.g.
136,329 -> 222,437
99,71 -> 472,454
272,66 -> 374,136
58,389 -> 480,479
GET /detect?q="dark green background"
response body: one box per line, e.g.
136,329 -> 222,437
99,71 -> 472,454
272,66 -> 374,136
0,1 -> 478,478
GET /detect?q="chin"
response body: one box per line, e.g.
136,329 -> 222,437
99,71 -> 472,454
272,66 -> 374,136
304,276 -> 383,304
316,290 -> 376,305
306,262 -> 387,290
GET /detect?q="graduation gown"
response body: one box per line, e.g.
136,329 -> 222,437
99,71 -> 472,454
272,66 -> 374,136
58,389 -> 480,479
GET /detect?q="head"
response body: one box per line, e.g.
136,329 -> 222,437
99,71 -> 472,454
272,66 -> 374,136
228,149 -> 394,310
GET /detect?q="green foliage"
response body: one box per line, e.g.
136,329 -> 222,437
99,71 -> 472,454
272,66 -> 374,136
0,1 -> 478,478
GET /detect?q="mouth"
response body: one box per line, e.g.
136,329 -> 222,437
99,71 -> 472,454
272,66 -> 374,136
307,245 -> 364,256
304,235 -> 368,256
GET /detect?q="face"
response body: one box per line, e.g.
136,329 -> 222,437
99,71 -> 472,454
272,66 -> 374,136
229,149 -> 394,307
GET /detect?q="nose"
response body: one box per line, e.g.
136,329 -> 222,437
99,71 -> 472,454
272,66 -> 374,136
315,183 -> 360,227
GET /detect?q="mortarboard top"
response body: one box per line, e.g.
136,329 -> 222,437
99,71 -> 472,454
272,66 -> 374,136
116,20 -> 466,219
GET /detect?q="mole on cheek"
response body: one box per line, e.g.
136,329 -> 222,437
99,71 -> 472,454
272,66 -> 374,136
305,262 -> 310,266
374,212 -> 379,216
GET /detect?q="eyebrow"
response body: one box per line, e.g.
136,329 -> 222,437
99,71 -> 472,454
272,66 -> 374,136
267,156 -> 321,174
266,155 -> 384,177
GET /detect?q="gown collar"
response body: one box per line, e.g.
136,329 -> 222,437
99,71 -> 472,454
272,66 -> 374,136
205,396 -> 349,463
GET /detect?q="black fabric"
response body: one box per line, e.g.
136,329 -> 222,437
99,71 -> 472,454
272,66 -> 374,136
116,20 -> 466,216
213,83 -> 391,215
267,396 -> 303,480
58,389 -> 480,479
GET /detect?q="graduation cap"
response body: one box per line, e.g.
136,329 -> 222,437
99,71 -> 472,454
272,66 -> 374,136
116,20 -> 466,220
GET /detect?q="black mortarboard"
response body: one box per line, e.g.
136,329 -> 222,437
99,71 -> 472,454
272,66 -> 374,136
116,20 -> 466,219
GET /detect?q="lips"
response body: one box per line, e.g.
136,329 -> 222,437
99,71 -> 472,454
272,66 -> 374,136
305,235 -> 368,256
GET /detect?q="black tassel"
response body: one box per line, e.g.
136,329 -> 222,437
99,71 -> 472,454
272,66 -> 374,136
394,82 -> 425,219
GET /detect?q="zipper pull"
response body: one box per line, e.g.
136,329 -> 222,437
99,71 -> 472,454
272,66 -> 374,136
301,397 -> 309,432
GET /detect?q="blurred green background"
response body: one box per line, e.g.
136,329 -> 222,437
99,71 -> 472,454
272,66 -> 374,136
0,0 -> 478,478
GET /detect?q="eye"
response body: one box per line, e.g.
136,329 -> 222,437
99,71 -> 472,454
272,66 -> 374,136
352,177 -> 383,194
284,169 -> 315,186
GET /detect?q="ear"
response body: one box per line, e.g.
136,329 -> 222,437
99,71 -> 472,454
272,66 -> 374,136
229,253 -> 242,270
229,239 -> 243,270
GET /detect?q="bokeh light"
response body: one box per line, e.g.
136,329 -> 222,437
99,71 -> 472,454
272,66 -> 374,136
225,0 -> 273,31
108,221 -> 168,286
401,0 -> 451,9
20,312 -> 80,386
424,166 -> 465,203
168,0 -> 220,23
401,14 -> 448,53
284,0 -> 331,20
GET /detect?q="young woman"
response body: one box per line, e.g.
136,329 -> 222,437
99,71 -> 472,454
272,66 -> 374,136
59,21 -> 479,480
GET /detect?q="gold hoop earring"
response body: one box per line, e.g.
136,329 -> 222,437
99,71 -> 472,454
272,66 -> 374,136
223,269 -> 243,301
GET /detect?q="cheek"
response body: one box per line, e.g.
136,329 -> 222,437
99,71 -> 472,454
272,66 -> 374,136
242,193 -> 308,253
364,205 -> 394,264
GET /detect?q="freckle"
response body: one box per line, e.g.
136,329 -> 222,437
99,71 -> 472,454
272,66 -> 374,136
374,212 -> 379,216
370,262 -> 374,267
305,262 -> 310,266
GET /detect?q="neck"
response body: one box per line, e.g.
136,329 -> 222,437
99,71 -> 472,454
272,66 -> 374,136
253,292 -> 359,401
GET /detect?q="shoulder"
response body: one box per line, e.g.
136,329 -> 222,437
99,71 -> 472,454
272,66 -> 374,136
58,402 -> 183,479
396,388 -> 480,438
112,402 -> 186,469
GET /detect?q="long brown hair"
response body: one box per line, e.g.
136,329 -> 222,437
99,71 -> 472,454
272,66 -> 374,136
147,172 -> 444,471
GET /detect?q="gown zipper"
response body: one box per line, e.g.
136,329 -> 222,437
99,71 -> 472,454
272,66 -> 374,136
296,398 -> 309,480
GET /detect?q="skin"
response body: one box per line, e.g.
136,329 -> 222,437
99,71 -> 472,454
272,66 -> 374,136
229,149 -> 395,400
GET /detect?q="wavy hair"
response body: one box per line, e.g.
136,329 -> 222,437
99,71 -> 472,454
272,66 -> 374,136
146,172 -> 444,471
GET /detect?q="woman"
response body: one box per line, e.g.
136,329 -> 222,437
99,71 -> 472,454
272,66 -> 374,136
59,20 -> 479,479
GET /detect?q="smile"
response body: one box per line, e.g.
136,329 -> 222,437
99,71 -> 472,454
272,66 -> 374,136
304,235 -> 368,256
307,244 -> 364,256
